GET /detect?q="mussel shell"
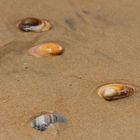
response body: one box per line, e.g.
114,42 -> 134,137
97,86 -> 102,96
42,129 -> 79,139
17,17 -> 52,32
29,43 -> 64,57
97,83 -> 135,101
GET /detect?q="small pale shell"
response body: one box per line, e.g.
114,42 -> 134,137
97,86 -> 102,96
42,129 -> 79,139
17,17 -> 52,32
97,83 -> 135,101
31,113 -> 67,131
29,43 -> 64,57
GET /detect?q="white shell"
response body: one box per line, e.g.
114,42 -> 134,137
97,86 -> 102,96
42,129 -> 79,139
31,113 -> 67,131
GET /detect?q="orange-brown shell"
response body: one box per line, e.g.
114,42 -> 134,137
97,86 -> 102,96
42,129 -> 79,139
17,17 -> 52,32
97,83 -> 135,101
29,43 -> 64,57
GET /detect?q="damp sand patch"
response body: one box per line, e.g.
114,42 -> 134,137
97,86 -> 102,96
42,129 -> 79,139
0,23 -> 15,46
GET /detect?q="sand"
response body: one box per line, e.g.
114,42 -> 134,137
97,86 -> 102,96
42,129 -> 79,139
0,0 -> 140,139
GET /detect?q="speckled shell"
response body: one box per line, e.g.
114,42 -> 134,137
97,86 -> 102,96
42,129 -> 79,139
97,83 -> 135,101
29,43 -> 64,57
17,17 -> 52,32
31,113 -> 67,131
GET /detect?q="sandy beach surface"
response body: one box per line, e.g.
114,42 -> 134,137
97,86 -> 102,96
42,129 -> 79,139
0,0 -> 140,139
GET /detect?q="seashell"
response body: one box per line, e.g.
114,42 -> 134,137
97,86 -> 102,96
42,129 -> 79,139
17,17 -> 52,32
31,113 -> 67,131
97,83 -> 135,101
29,43 -> 64,57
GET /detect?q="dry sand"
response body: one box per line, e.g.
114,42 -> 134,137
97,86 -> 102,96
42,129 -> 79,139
0,0 -> 140,139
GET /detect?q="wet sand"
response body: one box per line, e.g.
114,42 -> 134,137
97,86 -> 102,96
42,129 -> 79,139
0,0 -> 140,139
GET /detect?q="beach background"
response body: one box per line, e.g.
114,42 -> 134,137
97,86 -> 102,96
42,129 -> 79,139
0,0 -> 140,139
